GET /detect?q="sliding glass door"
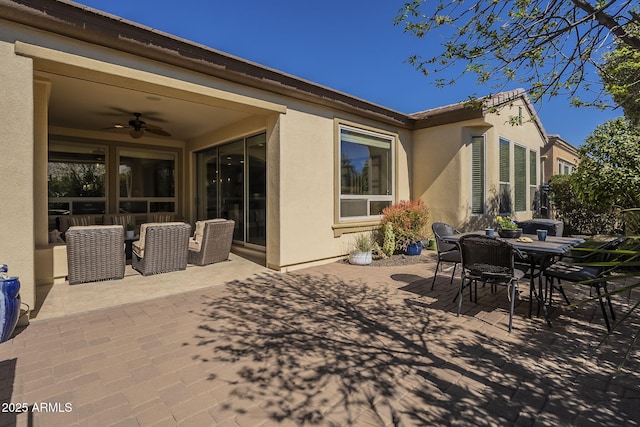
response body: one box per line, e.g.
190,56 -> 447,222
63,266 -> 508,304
196,132 -> 266,248
246,134 -> 266,246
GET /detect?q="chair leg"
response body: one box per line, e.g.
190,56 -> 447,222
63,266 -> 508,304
508,281 -> 517,333
449,263 -> 457,284
558,280 -> 571,305
595,285 -> 612,332
431,259 -> 441,290
457,278 -> 466,316
602,283 -> 616,321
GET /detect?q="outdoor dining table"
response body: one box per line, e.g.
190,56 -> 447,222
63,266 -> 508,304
441,231 -> 585,325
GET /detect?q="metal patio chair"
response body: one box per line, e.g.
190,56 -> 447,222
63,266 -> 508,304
544,236 -> 629,332
431,222 -> 461,290
457,234 -> 525,332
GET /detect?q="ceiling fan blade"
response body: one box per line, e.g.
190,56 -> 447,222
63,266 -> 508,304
144,127 -> 171,137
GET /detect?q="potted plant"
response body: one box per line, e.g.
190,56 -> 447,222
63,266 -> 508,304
126,223 -> 135,239
348,233 -> 373,265
496,216 -> 522,238
381,200 -> 430,255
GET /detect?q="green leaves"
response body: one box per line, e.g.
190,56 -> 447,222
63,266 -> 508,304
601,30 -> 640,124
550,117 -> 640,235
394,0 -> 640,105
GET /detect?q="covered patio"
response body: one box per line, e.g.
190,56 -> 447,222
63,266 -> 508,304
2,256 -> 638,426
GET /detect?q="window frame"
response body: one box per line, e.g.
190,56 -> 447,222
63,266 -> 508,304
336,122 -> 396,223
558,159 -> 574,175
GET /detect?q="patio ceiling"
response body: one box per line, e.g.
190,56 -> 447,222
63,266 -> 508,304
44,72 -> 254,141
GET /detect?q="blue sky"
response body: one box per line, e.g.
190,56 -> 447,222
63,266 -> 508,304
73,0 -> 621,146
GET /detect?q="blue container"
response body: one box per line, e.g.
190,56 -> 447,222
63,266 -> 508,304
404,241 -> 423,256
0,276 -> 21,343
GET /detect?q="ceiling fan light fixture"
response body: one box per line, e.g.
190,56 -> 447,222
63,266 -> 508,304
130,129 -> 144,139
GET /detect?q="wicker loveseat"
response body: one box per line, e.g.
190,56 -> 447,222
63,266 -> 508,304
146,212 -> 176,223
103,213 -> 135,229
65,225 -> 125,285
57,215 -> 97,237
131,222 -> 191,276
188,219 -> 235,266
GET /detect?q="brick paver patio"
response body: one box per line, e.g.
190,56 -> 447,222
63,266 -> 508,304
1,256 -> 639,426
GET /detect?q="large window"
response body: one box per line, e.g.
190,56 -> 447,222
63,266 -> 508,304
471,136 -> 485,214
339,125 -> 394,220
48,143 -> 106,215
119,149 -> 176,214
499,137 -> 511,214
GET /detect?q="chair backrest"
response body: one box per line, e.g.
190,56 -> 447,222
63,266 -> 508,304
432,222 -> 459,253
573,236 -> 628,263
458,234 -> 515,280
138,222 -> 189,252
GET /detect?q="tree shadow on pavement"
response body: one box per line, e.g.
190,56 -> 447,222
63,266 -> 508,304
189,271 -> 640,426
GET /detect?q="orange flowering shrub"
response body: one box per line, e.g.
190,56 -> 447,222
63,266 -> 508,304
381,200 -> 430,252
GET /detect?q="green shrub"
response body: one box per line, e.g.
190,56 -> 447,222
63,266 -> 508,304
382,222 -> 395,257
549,175 -> 619,235
381,200 -> 430,252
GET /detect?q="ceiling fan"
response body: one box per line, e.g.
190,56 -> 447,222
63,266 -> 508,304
109,112 -> 171,139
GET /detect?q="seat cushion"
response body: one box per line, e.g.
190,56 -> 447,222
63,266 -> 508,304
188,237 -> 201,252
439,250 -> 460,263
132,241 -> 144,258
544,262 -> 599,281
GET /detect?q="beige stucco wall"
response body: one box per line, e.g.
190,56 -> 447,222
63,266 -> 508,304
413,99 -> 545,232
542,144 -> 578,183
188,103 -> 412,271
0,41 -> 36,310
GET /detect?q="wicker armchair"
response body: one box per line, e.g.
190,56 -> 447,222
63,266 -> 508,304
65,225 -> 125,285
131,222 -> 191,276
188,219 -> 235,266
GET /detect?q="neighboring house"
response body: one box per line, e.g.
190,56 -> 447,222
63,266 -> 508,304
411,91 -> 547,230
0,0 -> 545,313
541,134 -> 579,183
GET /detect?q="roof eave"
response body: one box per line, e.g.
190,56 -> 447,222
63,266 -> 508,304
0,0 -> 412,128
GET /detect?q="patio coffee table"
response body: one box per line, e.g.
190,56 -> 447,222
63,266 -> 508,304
441,232 -> 585,326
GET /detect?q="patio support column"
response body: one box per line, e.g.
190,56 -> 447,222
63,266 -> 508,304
34,78 -> 51,248
266,114 -> 282,270
0,42 -> 36,311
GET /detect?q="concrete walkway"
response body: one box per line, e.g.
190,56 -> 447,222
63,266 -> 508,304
1,255 -> 639,426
